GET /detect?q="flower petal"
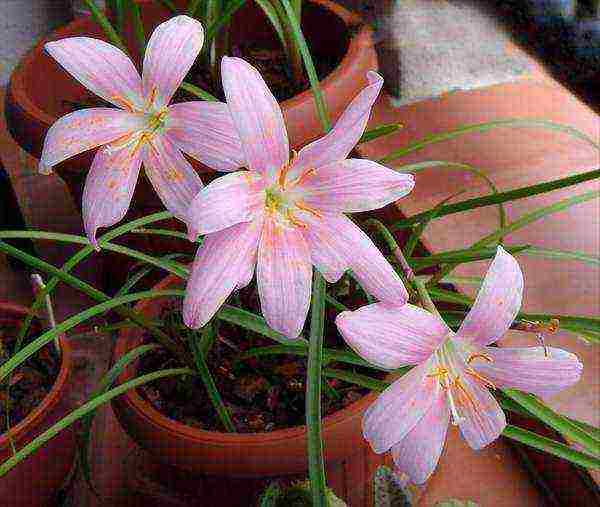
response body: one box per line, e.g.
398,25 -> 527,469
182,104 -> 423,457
363,363 -> 439,454
165,101 -> 245,172
336,303 -> 448,370
186,171 -> 265,239
257,216 -> 312,339
456,371 -> 507,450
143,135 -> 203,221
82,144 -> 142,248
221,56 -> 289,181
290,71 -> 383,177
183,218 -> 262,329
294,159 -> 414,213
391,389 -> 450,484
142,16 -> 204,108
457,246 -> 524,346
45,37 -> 143,110
471,346 -> 583,398
307,213 -> 408,304
39,108 -> 145,173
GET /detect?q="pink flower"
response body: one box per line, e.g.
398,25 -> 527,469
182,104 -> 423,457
336,246 -> 583,484
183,57 -> 414,339
39,16 -> 244,247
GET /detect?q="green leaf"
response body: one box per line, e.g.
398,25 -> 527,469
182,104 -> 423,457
391,168 -> 600,231
78,343 -> 161,494
472,190 -> 600,248
323,368 -> 390,392
189,324 -> 235,432
81,0 -> 128,52
180,81 -> 219,101
125,0 -> 146,54
503,390 -> 600,457
409,244 -> 531,271
254,0 -> 289,51
157,0 -> 178,13
503,425 -> 600,470
379,119 -> 599,164
0,367 -> 194,477
204,0 -> 248,47
279,0 -> 331,132
521,247 -> 600,267
359,123 -> 403,144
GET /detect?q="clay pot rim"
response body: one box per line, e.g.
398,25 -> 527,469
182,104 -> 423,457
116,273 -> 382,446
8,0 -> 371,133
0,302 -> 73,449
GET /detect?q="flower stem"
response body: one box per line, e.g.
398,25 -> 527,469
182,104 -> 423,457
306,271 -> 329,506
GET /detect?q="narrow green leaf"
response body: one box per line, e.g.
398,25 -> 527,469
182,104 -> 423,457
131,227 -> 191,241
189,324 -> 235,432
0,368 -> 194,477
409,244 -> 531,271
522,247 -> 600,267
81,0 -> 128,52
323,368 -> 391,392
180,81 -> 219,101
279,0 -> 331,131
359,123 -> 403,144
473,190 -> 599,248
391,168 -> 600,231
379,119 -> 599,164
125,0 -> 146,54
254,0 -> 289,51
204,0 -> 247,46
157,0 -> 178,13
503,425 -> 600,470
187,0 -> 202,16
78,343 -> 161,494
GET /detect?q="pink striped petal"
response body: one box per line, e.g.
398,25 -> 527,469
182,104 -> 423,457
391,389 -> 450,484
364,363 -> 439,454
142,16 -> 204,108
186,171 -> 265,239
257,216 -> 312,339
471,346 -> 583,398
39,108 -> 145,173
457,246 -> 523,346
183,219 -> 262,329
166,101 -> 244,172
143,135 -> 203,221
336,303 -> 448,369
456,371 -> 507,450
295,159 -> 414,213
45,37 -> 143,110
300,212 -> 407,303
82,144 -> 142,248
290,72 -> 383,178
221,57 -> 289,181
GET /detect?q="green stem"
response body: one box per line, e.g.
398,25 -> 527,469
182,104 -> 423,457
306,271 -> 328,506
81,0 -> 128,52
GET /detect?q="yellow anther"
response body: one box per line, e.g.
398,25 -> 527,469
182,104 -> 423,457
295,200 -> 323,219
466,353 -> 493,365
111,95 -> 136,112
286,210 -> 307,229
547,318 -> 560,334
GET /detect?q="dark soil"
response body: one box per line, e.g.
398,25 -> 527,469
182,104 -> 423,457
137,278 -> 385,433
0,316 -> 61,430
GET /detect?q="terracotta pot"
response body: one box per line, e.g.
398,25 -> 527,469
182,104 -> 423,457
5,0 -> 376,212
112,275 -> 390,507
0,302 -> 76,507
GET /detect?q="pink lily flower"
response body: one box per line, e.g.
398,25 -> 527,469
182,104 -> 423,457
183,57 -> 414,339
39,16 -> 244,247
336,246 -> 583,484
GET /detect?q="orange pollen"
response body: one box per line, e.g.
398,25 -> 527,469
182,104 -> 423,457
295,200 -> 323,219
290,167 -> 317,188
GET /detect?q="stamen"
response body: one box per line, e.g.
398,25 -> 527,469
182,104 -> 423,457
295,200 -> 323,219
465,368 -> 497,390
445,377 -> 463,425
289,167 -> 317,188
286,210 -> 307,228
111,96 -> 135,112
277,150 -> 298,189
466,353 -> 493,364
536,332 -> 550,358
147,87 -> 158,108
453,377 -> 476,410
